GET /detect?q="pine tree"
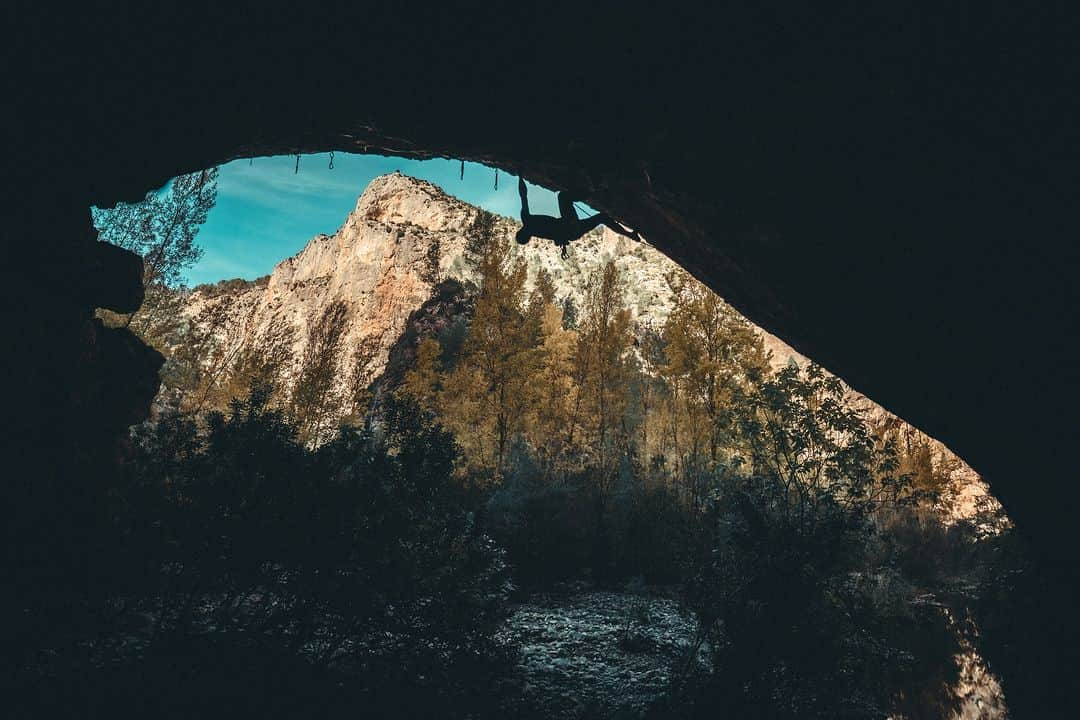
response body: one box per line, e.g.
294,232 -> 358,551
561,295 -> 579,330
440,363 -> 490,475
93,168 -> 218,343
574,260 -> 634,482
523,268 -> 556,348
528,301 -> 579,469
402,337 -> 443,414
291,301 -> 350,447
421,235 -> 442,285
448,237 -> 542,477
871,419 -> 955,504
531,267 -> 557,308
344,335 -> 381,425
463,209 -> 499,272
661,269 -> 770,468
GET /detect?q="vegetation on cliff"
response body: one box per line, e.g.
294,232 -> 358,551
18,171 -> 1020,718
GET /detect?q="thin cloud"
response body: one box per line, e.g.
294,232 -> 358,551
221,164 -> 365,214
186,154 -> 589,285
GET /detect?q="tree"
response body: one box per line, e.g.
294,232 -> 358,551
463,209 -> 499,272
573,260 -> 634,481
445,237 -> 542,477
530,267 -> 557,309
871,417 -> 956,505
527,300 -> 578,469
633,326 -> 668,471
421,235 -> 442,285
402,336 -> 443,413
561,295 -> 579,330
166,293 -> 295,416
211,318 -> 296,412
343,334 -> 381,425
92,168 -> 218,343
290,301 -> 350,447
734,363 -> 915,530
661,270 -> 770,485
678,363 -> 946,719
90,387 -> 512,717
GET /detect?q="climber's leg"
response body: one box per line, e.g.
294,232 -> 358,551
555,237 -> 570,258
518,176 -> 531,221
557,191 -> 579,221
580,213 -> 640,241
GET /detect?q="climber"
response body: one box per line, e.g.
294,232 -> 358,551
515,177 -> 640,257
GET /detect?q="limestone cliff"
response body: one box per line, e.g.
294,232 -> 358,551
186,172 -> 998,522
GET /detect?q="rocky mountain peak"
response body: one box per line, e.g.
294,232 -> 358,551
183,173 -> 999,526
352,171 -> 478,231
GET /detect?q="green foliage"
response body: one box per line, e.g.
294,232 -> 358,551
735,363 -> 918,528
191,275 -> 269,299
674,365 -> 955,719
443,237 -> 543,476
485,441 -> 597,583
35,387 -> 513,716
422,234 -> 442,284
290,300 -> 350,446
661,271 -> 770,471
464,209 -> 499,271
572,260 -> 634,480
402,336 -> 443,412
531,267 -> 557,308
84,213 -> 1010,716
561,295 -> 579,330
92,169 -> 223,423
93,168 -> 218,341
484,442 -> 687,586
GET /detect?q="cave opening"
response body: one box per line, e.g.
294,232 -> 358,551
40,152 -> 1020,718
8,6 -> 1078,716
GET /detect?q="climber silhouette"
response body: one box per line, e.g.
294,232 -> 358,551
516,177 -> 639,257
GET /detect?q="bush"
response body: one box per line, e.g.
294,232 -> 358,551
13,389 -> 513,718
673,368 -> 965,719
485,443 -> 690,588
485,443 -> 598,585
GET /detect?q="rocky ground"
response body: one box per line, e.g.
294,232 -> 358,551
495,585 -> 707,719
495,584 -> 1006,720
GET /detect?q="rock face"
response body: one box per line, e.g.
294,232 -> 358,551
188,175 -> 451,395
186,171 -> 662,401
187,172 -> 997,522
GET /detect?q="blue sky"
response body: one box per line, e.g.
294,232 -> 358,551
179,154 -> 580,287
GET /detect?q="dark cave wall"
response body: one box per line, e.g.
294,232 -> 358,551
6,4 -> 1078,714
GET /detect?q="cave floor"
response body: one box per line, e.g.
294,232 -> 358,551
495,586 -> 708,719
